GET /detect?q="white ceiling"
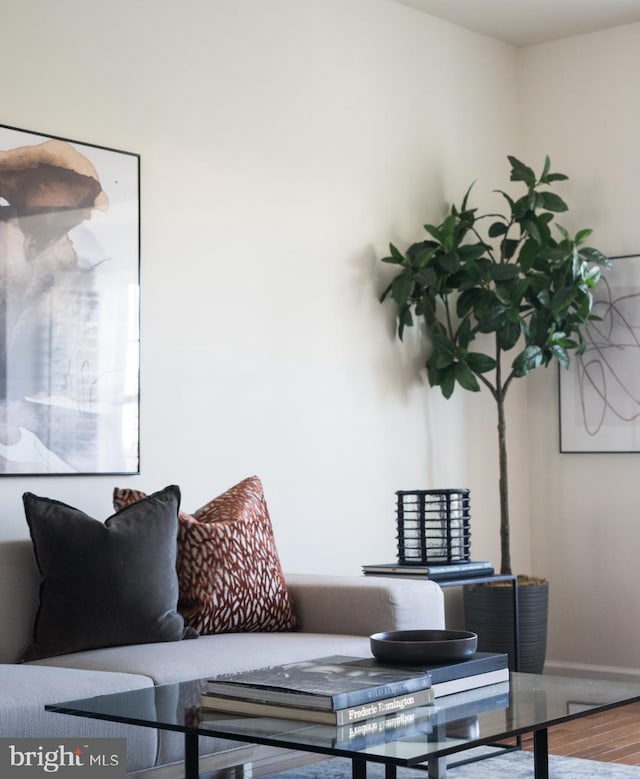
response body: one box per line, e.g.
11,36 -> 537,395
394,0 -> 640,46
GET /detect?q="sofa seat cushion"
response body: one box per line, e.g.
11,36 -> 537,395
26,632 -> 372,685
0,664 -> 157,772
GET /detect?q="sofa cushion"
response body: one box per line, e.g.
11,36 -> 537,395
0,664 -> 157,772
26,632 -> 371,685
113,476 -> 298,636
22,485 -> 195,661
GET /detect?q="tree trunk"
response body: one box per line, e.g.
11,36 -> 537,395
497,387 -> 510,575
495,331 -> 510,576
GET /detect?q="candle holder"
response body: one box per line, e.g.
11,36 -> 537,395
396,489 -> 471,565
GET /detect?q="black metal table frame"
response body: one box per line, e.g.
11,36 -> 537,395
363,571 -> 520,672
436,572 -> 520,672
180,717 -> 551,779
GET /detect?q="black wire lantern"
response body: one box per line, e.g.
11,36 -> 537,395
396,489 -> 471,564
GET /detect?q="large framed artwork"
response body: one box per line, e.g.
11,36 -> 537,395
0,124 -> 140,474
559,254 -> 640,453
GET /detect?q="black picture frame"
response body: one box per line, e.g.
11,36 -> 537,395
559,253 -> 640,453
0,124 -> 140,474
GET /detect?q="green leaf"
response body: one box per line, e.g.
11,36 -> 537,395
550,332 -> 578,349
512,194 -> 531,220
459,182 -> 475,212
457,288 -> 481,317
408,242 -> 440,273
502,239 -> 519,260
518,238 -> 540,271
521,218 -> 542,244
550,343 -> 570,368
391,243 -> 407,263
574,288 -> 593,320
433,352 -> 454,369
584,265 -> 601,286
495,190 -> 516,213
456,317 -> 473,349
539,191 -> 568,213
458,243 -> 488,260
550,287 -> 576,313
466,352 -> 496,373
580,246 -> 610,267
494,285 -> 512,305
498,320 -> 521,350
537,288 -> 552,307
455,361 -> 481,392
391,273 -> 413,306
512,345 -> 544,377
574,228 -> 593,244
491,264 -> 520,281
516,272 -> 532,295
381,243 -> 408,266
379,282 -> 392,303
541,155 -> 551,181
439,252 -> 461,273
397,304 -> 414,340
488,221 -> 508,237
423,223 -> 443,242
508,155 -> 536,187
545,172 -> 569,182
431,329 -> 455,355
440,370 -> 456,398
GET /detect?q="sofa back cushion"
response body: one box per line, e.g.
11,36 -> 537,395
0,539 -> 41,663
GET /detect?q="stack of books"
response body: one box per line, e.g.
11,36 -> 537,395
200,652 -> 509,726
361,560 -> 495,580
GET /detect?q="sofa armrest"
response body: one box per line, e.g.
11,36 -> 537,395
284,573 -> 444,637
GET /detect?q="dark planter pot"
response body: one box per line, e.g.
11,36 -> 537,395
463,579 -> 549,673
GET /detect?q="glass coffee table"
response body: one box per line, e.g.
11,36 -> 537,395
46,672 -> 640,779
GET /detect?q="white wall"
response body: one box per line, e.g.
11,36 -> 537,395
0,1 -> 524,578
519,24 -> 640,678
5,0 -> 635,680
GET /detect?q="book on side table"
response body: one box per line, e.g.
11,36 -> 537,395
200,652 -> 509,725
362,561 -> 495,579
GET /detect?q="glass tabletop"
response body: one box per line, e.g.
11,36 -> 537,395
46,672 -> 640,768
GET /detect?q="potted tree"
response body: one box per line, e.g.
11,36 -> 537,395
379,155 -> 608,672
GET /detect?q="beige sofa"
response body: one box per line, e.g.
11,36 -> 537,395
0,539 -> 445,776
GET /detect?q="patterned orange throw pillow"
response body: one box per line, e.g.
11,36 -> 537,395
113,476 -> 298,635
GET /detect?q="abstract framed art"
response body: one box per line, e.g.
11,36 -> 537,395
559,253 -> 640,453
0,124 -> 140,474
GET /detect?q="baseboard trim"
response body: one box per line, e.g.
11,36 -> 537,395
544,659 -> 640,682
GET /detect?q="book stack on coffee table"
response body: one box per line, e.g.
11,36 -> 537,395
201,655 -> 433,725
200,652 -> 509,725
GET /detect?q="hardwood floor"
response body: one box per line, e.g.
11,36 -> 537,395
521,700 -> 640,765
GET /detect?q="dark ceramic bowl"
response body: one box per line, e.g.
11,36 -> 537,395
370,629 -> 478,664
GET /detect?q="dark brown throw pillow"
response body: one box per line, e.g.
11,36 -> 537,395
22,485 -> 196,662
